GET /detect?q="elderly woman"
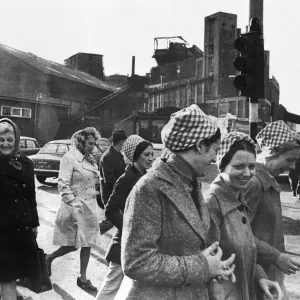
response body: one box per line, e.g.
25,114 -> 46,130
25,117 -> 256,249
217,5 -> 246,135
115,105 -> 236,300
0,118 -> 39,300
46,127 -> 100,292
244,120 -> 300,299
96,135 -> 154,300
205,132 -> 283,300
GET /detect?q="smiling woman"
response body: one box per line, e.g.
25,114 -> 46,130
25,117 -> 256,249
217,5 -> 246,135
205,132 -> 283,300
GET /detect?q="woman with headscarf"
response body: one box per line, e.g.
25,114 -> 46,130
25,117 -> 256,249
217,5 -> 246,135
46,127 -> 100,292
115,105 -> 236,300
96,135 -> 154,300
0,118 -> 39,300
205,132 -> 283,300
244,121 -> 300,299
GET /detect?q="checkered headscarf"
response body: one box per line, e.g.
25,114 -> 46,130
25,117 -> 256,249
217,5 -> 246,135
256,120 -> 300,150
217,132 -> 255,169
161,104 -> 218,151
122,135 -> 145,162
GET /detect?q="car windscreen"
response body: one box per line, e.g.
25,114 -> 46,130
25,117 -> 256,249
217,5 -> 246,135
39,143 -> 70,155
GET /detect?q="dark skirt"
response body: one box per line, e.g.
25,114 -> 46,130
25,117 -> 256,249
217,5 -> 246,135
0,227 -> 39,282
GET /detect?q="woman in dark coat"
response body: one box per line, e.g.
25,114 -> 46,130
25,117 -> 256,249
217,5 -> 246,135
0,118 -> 39,300
96,135 -> 154,300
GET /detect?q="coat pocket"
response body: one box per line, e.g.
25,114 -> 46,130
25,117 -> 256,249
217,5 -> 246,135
55,202 -> 80,227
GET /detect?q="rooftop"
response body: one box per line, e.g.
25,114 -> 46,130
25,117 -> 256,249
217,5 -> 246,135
0,44 -> 115,92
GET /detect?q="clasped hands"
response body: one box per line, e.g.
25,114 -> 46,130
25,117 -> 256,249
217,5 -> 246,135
203,241 -> 236,284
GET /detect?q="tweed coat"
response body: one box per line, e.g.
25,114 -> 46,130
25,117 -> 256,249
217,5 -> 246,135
99,146 -> 126,205
244,163 -> 287,295
205,175 -> 267,300
53,147 -> 99,247
115,155 -> 211,300
0,152 -> 40,281
105,165 -> 143,264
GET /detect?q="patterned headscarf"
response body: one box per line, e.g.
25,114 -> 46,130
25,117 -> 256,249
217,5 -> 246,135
256,120 -> 300,150
71,127 -> 100,165
217,131 -> 255,169
122,135 -> 145,162
161,104 -> 218,152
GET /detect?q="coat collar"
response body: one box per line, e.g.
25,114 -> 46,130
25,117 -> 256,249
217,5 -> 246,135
152,159 -> 209,242
71,148 -> 98,174
209,174 -> 252,216
255,163 -> 281,193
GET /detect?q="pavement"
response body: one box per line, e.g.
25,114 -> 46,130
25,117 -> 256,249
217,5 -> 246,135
16,165 -> 300,300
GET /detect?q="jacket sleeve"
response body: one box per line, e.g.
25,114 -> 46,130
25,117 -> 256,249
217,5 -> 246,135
58,153 -> 75,203
245,179 -> 282,265
255,237 -> 281,266
121,180 -> 209,287
255,264 -> 267,283
105,176 -> 135,231
101,155 -> 118,184
28,159 -> 39,227
206,193 -> 225,300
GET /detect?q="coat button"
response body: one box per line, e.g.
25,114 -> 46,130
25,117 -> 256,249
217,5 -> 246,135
238,206 -> 243,212
16,215 -> 19,218
25,227 -> 29,231
15,184 -> 18,187
242,216 -> 247,224
23,184 -> 26,188
24,213 -> 28,216
15,199 -> 18,203
17,228 -> 20,232
23,197 -> 26,201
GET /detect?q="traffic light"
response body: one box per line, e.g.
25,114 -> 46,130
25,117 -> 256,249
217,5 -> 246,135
233,18 -> 264,102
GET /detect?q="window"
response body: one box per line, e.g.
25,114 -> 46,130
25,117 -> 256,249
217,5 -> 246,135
238,100 -> 244,118
197,60 -> 203,78
0,106 -> 31,118
1,106 -> 11,116
26,140 -> 36,149
22,108 -> 32,118
12,107 -> 22,117
229,102 -> 237,115
208,57 -> 213,70
57,144 -> 69,154
19,140 -> 26,149
208,44 -> 214,55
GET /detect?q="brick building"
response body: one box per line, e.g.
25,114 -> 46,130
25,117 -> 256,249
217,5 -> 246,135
0,44 -> 115,144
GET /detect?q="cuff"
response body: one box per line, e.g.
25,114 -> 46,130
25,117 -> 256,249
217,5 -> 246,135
255,264 -> 268,282
183,253 -> 209,286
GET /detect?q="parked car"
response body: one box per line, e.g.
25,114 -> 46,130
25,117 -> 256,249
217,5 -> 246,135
19,136 -> 41,156
29,139 -> 72,183
29,138 -> 107,184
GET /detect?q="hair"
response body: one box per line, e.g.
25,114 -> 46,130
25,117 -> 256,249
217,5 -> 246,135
257,139 -> 300,163
111,129 -> 127,145
133,141 -> 153,162
0,122 -> 14,135
72,127 -> 100,153
219,140 -> 256,172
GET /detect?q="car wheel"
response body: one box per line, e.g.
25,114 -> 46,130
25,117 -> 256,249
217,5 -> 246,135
37,176 -> 47,183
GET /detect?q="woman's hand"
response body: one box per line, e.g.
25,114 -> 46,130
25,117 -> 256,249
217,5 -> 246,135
259,278 -> 284,300
275,253 -> 300,275
203,242 -> 236,282
32,227 -> 38,238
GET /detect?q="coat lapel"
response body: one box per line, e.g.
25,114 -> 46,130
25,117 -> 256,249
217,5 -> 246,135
72,148 -> 98,174
159,173 -> 208,242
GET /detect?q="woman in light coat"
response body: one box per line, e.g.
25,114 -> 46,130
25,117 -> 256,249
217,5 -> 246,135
46,127 -> 100,292
115,105 -> 236,300
205,132 -> 283,300
244,121 -> 300,299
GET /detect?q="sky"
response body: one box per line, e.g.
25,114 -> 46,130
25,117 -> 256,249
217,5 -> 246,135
0,0 -> 298,112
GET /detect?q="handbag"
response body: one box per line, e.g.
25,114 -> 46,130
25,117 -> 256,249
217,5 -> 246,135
18,242 -> 52,293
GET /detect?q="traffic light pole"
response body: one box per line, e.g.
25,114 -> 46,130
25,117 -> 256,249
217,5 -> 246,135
249,98 -> 258,141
